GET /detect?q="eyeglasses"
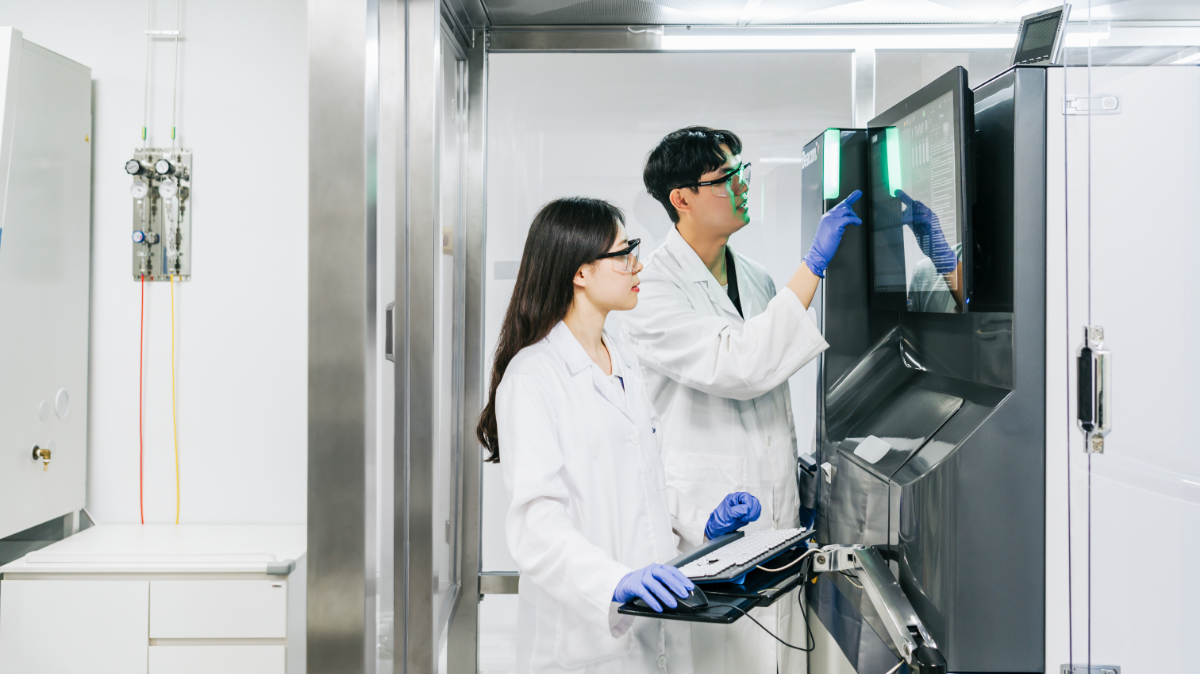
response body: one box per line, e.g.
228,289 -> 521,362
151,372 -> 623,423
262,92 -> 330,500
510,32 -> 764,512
595,239 -> 641,273
677,163 -> 752,198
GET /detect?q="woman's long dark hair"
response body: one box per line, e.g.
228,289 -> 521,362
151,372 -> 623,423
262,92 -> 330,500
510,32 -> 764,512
476,197 -> 625,463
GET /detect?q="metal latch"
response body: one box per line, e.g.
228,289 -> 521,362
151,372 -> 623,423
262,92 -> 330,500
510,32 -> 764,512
1077,325 -> 1112,453
1062,666 -> 1120,674
1064,94 -> 1121,115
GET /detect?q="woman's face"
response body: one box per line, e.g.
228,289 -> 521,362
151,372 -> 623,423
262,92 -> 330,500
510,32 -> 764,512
578,223 -> 643,313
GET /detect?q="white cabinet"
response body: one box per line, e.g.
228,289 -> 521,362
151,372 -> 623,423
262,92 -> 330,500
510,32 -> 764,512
149,645 -> 286,674
0,580 -> 149,674
0,525 -> 305,674
150,580 -> 288,639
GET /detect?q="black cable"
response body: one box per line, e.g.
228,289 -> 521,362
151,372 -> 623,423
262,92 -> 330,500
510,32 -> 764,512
698,556 -> 817,653
699,604 -> 814,652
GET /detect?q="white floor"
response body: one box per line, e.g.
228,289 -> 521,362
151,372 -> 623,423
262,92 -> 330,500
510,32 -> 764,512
478,595 -> 519,674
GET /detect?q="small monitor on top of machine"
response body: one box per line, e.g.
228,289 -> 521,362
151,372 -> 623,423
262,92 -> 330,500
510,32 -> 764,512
867,66 -> 974,314
1010,5 -> 1071,66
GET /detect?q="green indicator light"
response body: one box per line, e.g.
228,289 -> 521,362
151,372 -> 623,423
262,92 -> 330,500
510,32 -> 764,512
822,128 -> 840,200
885,127 -> 901,197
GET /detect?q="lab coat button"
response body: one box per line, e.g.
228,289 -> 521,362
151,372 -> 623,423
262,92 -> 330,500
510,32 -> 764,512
631,432 -> 640,445
658,654 -> 667,668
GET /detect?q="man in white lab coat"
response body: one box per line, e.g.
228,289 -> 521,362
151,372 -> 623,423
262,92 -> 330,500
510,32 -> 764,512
622,126 -> 863,674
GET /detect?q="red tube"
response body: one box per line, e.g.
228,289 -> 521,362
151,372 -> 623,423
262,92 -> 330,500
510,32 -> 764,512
139,273 -> 145,524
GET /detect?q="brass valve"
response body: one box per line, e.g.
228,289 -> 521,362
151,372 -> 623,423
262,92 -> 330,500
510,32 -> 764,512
32,446 -> 51,471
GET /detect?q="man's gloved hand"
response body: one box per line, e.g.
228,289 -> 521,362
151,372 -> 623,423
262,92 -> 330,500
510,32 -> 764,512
612,564 -> 695,612
896,189 -> 958,274
705,491 -> 762,540
803,190 -> 862,278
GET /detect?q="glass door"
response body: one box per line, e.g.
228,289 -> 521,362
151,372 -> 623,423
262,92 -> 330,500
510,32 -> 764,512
1059,5 -> 1200,672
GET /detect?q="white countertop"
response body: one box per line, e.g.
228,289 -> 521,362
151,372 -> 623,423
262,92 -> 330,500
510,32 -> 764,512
0,524 -> 306,575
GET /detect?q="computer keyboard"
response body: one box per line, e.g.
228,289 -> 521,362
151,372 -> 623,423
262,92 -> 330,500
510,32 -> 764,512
679,528 -> 813,582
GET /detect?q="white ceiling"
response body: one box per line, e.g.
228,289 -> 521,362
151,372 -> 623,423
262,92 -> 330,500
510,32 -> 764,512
479,0 -> 1200,26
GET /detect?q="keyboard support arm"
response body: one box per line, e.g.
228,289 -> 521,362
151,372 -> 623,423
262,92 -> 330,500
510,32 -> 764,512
813,545 -> 947,674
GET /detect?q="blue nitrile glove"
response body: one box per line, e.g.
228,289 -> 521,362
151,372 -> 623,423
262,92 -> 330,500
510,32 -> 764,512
803,190 -> 862,278
896,189 -> 958,275
705,491 -> 763,540
613,563 -> 695,612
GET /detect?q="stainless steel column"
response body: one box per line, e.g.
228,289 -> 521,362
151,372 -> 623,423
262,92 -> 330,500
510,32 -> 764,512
308,0 -> 371,672
447,29 -> 487,674
405,0 -> 439,671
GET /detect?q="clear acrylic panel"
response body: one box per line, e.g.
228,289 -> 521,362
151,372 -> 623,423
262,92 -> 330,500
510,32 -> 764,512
1058,4 -> 1200,673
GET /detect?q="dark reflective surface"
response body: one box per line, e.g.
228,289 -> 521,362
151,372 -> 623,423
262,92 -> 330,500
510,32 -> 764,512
805,67 -> 1048,672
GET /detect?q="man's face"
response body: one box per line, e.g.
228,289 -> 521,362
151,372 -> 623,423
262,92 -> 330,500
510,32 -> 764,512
675,145 -> 751,234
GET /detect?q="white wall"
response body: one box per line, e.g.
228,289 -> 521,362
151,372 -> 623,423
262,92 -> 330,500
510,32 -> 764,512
1,0 -> 308,524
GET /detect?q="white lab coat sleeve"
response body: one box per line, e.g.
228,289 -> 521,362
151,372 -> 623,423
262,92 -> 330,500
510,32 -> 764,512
666,485 -> 708,548
624,275 -> 829,401
498,373 -> 635,638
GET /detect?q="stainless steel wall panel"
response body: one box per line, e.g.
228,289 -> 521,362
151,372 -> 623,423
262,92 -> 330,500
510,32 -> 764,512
488,27 -> 661,51
308,0 -> 370,671
405,0 -> 440,670
380,0 -> 407,670
446,29 -> 488,674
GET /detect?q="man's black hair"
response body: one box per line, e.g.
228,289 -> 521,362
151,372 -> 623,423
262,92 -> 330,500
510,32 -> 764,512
643,126 -> 743,224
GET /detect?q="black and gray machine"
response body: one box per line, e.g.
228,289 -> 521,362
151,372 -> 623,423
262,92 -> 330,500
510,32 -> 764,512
799,64 -> 1051,673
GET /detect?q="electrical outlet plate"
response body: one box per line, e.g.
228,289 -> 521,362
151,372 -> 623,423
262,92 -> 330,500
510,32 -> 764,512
130,148 -> 191,281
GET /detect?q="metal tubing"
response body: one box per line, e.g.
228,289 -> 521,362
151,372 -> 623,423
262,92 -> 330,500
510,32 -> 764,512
447,28 -> 488,674
308,0 -> 369,671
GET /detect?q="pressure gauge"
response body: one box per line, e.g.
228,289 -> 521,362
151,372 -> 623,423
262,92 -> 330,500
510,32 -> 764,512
125,159 -> 145,176
159,179 -> 178,199
132,230 -> 146,244
130,181 -> 149,199
155,159 -> 175,176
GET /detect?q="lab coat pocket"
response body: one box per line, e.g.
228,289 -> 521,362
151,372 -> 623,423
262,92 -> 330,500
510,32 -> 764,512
554,614 -> 633,668
662,452 -> 747,511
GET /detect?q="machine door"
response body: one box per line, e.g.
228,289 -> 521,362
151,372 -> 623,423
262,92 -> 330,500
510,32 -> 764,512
1055,9 -> 1200,673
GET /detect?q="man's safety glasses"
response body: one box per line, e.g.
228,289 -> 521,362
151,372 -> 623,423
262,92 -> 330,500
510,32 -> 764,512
595,239 -> 641,273
678,163 -> 752,198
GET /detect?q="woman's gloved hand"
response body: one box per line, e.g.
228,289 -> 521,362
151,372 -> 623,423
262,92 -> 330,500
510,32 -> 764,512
612,564 -> 695,612
802,190 -> 862,278
705,491 -> 762,540
896,189 -> 958,274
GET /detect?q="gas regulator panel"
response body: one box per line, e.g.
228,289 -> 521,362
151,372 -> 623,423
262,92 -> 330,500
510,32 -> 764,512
126,148 -> 191,281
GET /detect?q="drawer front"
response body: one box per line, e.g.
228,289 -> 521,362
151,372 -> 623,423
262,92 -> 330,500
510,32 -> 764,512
0,580 -> 150,674
149,645 -> 285,674
150,580 -> 287,638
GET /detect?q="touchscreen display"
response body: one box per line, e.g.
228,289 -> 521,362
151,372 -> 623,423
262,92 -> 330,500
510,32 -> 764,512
869,91 -> 963,313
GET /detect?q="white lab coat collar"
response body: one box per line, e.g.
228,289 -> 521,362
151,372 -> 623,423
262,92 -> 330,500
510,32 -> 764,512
664,226 -> 747,323
545,321 -> 634,422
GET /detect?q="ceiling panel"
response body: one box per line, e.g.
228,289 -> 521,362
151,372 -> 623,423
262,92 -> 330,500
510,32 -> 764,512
479,0 -> 1200,26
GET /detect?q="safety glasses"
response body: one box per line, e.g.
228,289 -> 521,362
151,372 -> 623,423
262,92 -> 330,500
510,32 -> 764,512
595,239 -> 641,273
678,163 -> 752,198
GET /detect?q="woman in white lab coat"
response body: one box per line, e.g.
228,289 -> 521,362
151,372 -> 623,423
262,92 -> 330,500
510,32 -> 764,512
476,197 -> 761,674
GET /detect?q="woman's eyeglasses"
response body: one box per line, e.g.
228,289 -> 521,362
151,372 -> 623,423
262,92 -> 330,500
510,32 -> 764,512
595,239 -> 641,273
